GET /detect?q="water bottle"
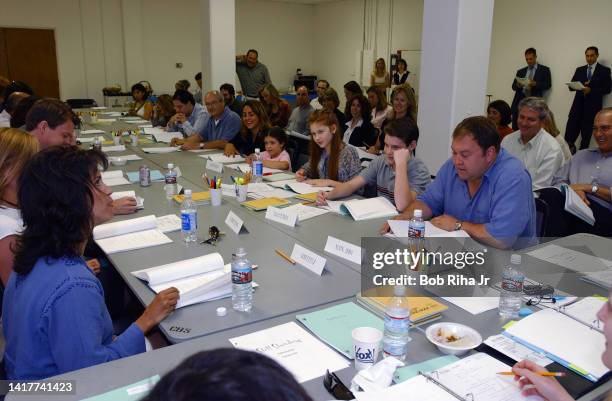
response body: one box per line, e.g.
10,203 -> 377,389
382,285 -> 411,361
92,137 -> 102,152
231,247 -> 253,312
499,254 -> 525,318
252,148 -> 263,183
164,163 -> 178,199
180,189 -> 198,243
408,209 -> 426,271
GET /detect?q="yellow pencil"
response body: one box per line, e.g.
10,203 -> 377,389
497,372 -> 566,377
275,249 -> 296,265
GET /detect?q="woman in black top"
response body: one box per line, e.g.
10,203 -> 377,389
343,94 -> 376,148
392,58 -> 410,85
224,100 -> 270,156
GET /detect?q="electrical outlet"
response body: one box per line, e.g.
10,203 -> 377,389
176,63 -> 183,68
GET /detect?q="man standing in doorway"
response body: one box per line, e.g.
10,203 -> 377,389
565,46 -> 612,152
510,48 -> 551,130
236,49 -> 271,99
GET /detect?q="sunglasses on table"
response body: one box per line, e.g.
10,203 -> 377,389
323,370 -> 354,400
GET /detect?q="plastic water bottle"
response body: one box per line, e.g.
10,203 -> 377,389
180,189 -> 197,243
382,285 -> 411,361
408,209 -> 426,248
231,248 -> 253,312
499,254 -> 525,318
164,163 -> 178,199
92,137 -> 102,152
252,148 -> 263,183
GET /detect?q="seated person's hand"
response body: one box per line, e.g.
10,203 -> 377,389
583,86 -> 592,95
305,179 -> 330,187
430,214 -> 457,231
113,197 -> 138,215
174,113 -> 186,124
180,141 -> 201,150
295,169 -> 306,182
379,220 -> 391,234
137,287 -> 180,333
224,143 -> 239,157
170,137 -> 184,147
316,191 -> 328,206
512,360 -> 574,401
393,148 -> 412,167
86,258 -> 101,275
366,145 -> 379,155
569,184 -> 591,206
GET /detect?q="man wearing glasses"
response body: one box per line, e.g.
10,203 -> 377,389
311,79 -> 329,110
171,91 -> 240,150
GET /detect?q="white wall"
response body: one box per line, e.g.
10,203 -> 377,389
488,0 -> 612,133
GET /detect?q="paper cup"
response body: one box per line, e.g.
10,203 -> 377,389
90,115 -> 98,123
210,188 -> 222,206
113,136 -> 121,145
236,184 -> 248,202
352,327 -> 382,371
131,135 -> 138,145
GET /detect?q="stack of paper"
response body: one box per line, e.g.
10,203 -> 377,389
93,215 -> 172,254
248,188 -> 296,199
356,290 -> 447,325
200,154 -> 246,163
504,308 -> 608,381
101,145 -> 126,152
242,197 -> 291,211
142,147 -> 180,154
152,131 -> 183,143
263,172 -> 295,182
110,190 -> 144,209
562,184 -> 595,225
126,119 -> 149,125
282,203 -> 330,221
108,154 -> 143,162
132,253 -> 229,308
284,181 -> 334,194
566,81 -> 586,90
101,170 -> 131,186
229,322 -> 350,383
560,296 -> 606,331
80,129 -> 106,135
325,197 -> 398,221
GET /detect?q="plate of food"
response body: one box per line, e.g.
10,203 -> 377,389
425,322 -> 482,355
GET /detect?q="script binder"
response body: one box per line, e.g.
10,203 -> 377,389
325,197 -> 398,221
93,215 -> 172,254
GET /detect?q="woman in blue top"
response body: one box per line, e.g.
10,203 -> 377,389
3,146 -> 179,380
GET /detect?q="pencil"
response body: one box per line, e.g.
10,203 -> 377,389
275,249 -> 296,265
497,372 -> 566,377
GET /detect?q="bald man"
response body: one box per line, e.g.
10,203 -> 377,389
287,86 -> 314,134
171,91 -> 241,150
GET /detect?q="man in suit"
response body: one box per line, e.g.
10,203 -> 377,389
511,48 -> 552,130
565,46 -> 612,152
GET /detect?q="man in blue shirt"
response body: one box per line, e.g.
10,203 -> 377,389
166,89 -> 209,137
382,116 -> 536,250
171,91 -> 241,150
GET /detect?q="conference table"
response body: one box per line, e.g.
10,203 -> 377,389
6,112 -> 611,400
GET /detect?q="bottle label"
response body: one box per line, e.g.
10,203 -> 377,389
384,314 -> 410,332
501,269 -> 524,292
232,266 -> 252,284
181,211 -> 197,231
253,161 -> 263,177
408,222 -> 425,238
165,175 -> 177,184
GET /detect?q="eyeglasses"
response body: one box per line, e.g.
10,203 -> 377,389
323,370 -> 354,400
200,226 -> 224,245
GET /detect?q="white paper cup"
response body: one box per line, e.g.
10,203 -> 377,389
210,188 -> 222,206
131,135 -> 139,145
236,184 -> 248,202
113,136 -> 121,145
352,327 -> 382,371
90,115 -> 98,123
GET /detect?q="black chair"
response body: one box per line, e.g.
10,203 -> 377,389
65,98 -> 97,109
534,196 -> 550,240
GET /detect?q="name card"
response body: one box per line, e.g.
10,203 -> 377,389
324,236 -> 361,265
291,244 -> 327,275
265,206 -> 298,227
225,210 -> 249,234
206,160 -> 224,173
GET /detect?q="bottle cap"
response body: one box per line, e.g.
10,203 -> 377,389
254,148 -> 260,153
413,209 -> 422,218
510,254 -> 522,265
216,307 -> 227,317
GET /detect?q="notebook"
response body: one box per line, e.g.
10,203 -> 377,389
296,302 -> 382,359
93,215 -> 172,254
504,308 -> 608,381
152,131 -> 183,143
101,170 -> 131,186
281,203 -> 329,221
242,197 -> 291,211
325,197 -> 398,221
355,353 -> 541,401
294,192 -> 318,202
539,184 -> 596,225
132,253 -> 231,308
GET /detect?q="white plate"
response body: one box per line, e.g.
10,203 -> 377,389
425,322 -> 482,355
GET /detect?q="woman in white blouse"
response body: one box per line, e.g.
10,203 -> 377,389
370,58 -> 390,89
367,86 -> 392,130
0,128 -> 39,285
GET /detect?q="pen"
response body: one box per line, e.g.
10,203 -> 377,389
230,176 -> 236,184
497,372 -> 566,377
275,249 -> 296,265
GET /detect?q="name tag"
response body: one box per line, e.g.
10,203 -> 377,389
265,206 -> 298,227
324,236 -> 362,265
206,160 -> 224,173
225,210 -> 248,234
291,244 -> 327,275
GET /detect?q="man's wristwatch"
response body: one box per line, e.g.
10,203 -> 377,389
592,185 -> 599,194
454,221 -> 463,231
